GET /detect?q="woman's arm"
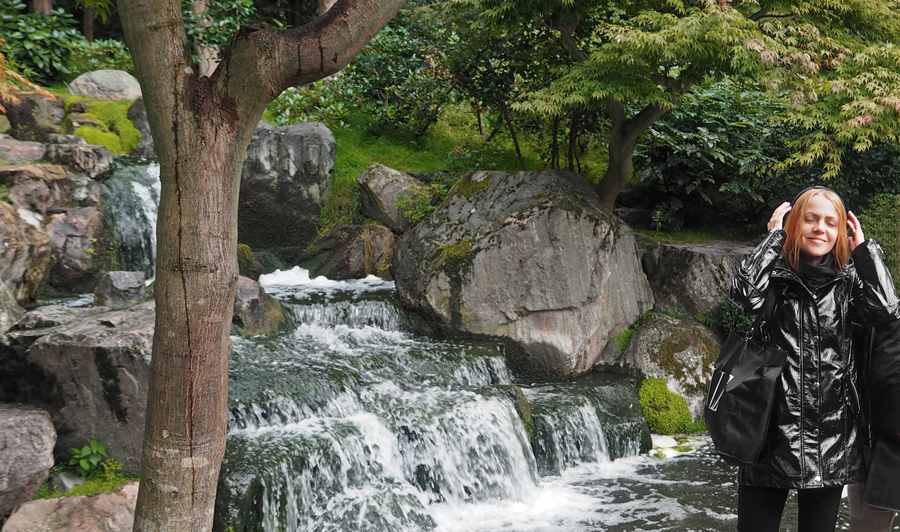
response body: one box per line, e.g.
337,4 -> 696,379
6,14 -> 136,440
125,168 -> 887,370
851,239 -> 900,324
730,229 -> 786,313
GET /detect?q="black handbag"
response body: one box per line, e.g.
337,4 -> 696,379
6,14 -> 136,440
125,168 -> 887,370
705,290 -> 788,466
863,438 -> 900,512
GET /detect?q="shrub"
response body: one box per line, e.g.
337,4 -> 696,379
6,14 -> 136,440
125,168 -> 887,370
721,298 -> 755,335
267,80 -> 350,129
66,39 -> 134,78
638,378 -> 694,435
0,0 -> 81,85
859,194 -> 900,288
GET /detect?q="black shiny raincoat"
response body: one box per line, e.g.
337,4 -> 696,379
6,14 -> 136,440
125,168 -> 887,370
729,229 -> 900,489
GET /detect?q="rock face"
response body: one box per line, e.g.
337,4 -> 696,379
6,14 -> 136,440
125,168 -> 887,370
45,207 -> 116,295
300,223 -> 395,280
393,170 -> 654,376
239,121 -> 335,249
2,91 -> 65,143
0,302 -> 155,472
126,98 -> 154,157
357,164 -> 426,232
0,404 -> 56,518
44,135 -> 114,179
233,276 -> 286,337
0,279 -> 23,335
94,271 -> 146,307
68,70 -> 142,101
3,164 -> 71,215
0,201 -> 53,302
642,241 -> 754,321
2,481 -> 139,532
0,135 -> 46,163
599,313 -> 720,419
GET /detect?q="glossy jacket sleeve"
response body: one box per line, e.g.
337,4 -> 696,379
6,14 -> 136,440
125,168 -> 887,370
850,239 -> 900,324
729,229 -> 786,314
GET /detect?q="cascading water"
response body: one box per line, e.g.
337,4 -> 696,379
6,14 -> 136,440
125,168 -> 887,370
100,157 -> 160,279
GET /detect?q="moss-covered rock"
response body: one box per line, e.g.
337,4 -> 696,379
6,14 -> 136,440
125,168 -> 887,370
638,378 -> 693,435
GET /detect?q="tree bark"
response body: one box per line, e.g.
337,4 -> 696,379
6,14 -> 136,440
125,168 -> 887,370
498,98 -> 527,171
118,0 -> 405,530
597,99 -> 668,208
29,0 -> 51,15
83,7 -> 95,42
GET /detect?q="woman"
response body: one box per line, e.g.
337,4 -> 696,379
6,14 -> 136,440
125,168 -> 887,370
730,186 -> 900,532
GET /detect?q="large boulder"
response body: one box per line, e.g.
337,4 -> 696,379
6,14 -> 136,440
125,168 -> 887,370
393,170 -> 654,376
0,279 -> 23,336
94,271 -> 146,307
68,70 -> 142,101
233,276 -> 286,337
2,91 -> 65,143
0,302 -> 155,473
2,481 -> 138,532
300,223 -> 395,280
43,135 -> 114,179
239,121 -> 334,249
126,98 -> 154,157
0,135 -> 46,163
642,241 -> 754,322
46,206 -> 116,295
599,312 -> 720,419
1,164 -> 71,215
357,164 -> 426,233
0,404 -> 56,518
0,202 -> 53,303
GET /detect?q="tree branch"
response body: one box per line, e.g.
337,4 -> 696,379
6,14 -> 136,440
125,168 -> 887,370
556,12 -> 587,63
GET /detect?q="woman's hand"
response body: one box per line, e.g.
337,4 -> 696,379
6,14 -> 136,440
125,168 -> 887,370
768,202 -> 792,231
848,210 -> 865,252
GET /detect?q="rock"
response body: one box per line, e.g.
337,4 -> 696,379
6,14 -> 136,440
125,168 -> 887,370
642,241 -> 754,322
94,271 -> 146,307
239,121 -> 334,249
300,223 -> 395,280
0,279 -> 23,336
68,70 -> 142,101
63,112 -> 104,132
2,164 -> 71,214
614,207 -> 653,230
599,313 -> 720,419
44,139 -> 114,179
0,202 -> 53,303
49,471 -> 85,494
0,404 -> 56,517
357,164 -> 427,232
2,481 -> 139,532
2,91 -> 65,143
126,98 -> 154,157
0,302 -> 155,472
393,170 -> 654,376
233,276 -> 286,337
68,100 -> 90,114
46,207 -> 115,295
0,136 -> 46,163
0,115 -> 9,135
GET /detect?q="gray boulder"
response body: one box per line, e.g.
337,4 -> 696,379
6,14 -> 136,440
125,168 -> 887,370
2,481 -> 138,532
94,271 -> 146,307
2,164 -> 71,215
0,279 -> 23,336
393,170 -> 654,376
642,241 -> 754,322
0,201 -> 53,303
599,313 -> 720,419
0,135 -> 46,163
0,302 -> 155,472
239,121 -> 334,249
357,164 -> 426,232
0,404 -> 56,517
301,223 -> 395,280
44,136 -> 114,179
68,70 -> 142,101
233,276 -> 286,337
126,98 -> 154,157
46,207 -> 115,295
49,471 -> 85,493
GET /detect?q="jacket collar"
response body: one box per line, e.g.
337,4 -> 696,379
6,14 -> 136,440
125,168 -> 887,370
772,258 -> 848,296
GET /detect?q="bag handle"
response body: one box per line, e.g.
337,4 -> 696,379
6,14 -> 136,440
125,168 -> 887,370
747,284 -> 779,344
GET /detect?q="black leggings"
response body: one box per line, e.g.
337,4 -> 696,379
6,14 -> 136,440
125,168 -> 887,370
737,484 -> 844,532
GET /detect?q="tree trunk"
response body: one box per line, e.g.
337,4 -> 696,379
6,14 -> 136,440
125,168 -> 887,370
30,0 -> 51,15
191,0 -> 220,77
498,98 -> 527,171
83,7 -> 95,42
118,1 -> 405,530
551,115 -> 560,170
597,99 -> 668,208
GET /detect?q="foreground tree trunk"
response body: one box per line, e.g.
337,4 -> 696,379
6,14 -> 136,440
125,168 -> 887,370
117,1 -> 405,530
30,0 -> 51,15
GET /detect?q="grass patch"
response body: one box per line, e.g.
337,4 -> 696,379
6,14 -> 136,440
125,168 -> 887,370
33,459 -> 138,500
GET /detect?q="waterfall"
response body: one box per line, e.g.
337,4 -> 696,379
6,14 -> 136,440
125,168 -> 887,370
100,157 -> 160,278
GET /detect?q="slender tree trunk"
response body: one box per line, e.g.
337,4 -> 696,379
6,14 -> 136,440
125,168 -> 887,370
118,1 -> 405,530
551,115 -> 560,170
83,7 -> 95,42
498,99 -> 526,171
30,0 -> 51,15
192,0 -> 220,77
477,106 -> 485,136
567,111 -> 577,172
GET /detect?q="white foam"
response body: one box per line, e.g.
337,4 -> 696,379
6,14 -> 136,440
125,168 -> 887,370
259,266 -> 339,287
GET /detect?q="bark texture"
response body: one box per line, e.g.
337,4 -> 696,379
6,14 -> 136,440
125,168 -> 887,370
117,0 -> 405,530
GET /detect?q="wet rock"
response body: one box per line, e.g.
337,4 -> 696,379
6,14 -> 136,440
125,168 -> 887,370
0,404 -> 56,517
239,121 -> 334,249
0,135 -> 46,163
2,91 -> 65,143
68,70 -> 142,101
2,481 -> 139,532
233,276 -> 286,337
2,164 -> 70,214
598,312 -> 720,419
0,302 -> 154,472
94,271 -> 146,307
43,137 -> 114,180
0,201 -> 53,303
357,164 -> 427,233
642,241 -> 754,322
126,98 -> 154,157
0,279 -> 23,336
46,207 -> 115,295
300,223 -> 395,280
393,170 -> 654,376
49,471 -> 85,494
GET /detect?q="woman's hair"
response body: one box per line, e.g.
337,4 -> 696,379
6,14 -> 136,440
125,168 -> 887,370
782,188 -> 849,272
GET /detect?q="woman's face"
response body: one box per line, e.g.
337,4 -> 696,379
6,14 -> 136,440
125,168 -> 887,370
798,193 -> 840,265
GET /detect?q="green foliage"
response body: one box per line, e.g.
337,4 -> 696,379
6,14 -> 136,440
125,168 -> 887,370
66,39 -> 134,77
721,299 -> 755,336
396,182 -> 448,224
69,439 -> 107,477
183,0 -> 256,64
638,378 -> 694,435
267,81 -> 350,129
859,194 -> 900,287
34,459 -> 137,500
0,0 -> 82,85
613,327 -> 635,351
73,100 -> 141,155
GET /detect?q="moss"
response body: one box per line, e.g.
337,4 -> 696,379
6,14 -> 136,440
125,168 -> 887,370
499,385 -> 534,439
237,243 -> 255,278
438,239 -> 474,329
86,100 -> 142,154
449,172 -> 491,199
613,327 -> 635,351
672,444 -> 694,453
652,320 -> 719,397
74,125 -> 123,153
638,378 -> 693,435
